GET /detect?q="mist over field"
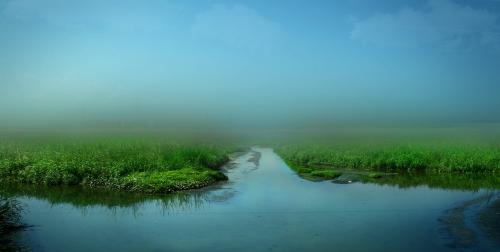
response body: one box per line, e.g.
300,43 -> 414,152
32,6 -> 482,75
1,0 -> 500,130
2,2 -> 500,252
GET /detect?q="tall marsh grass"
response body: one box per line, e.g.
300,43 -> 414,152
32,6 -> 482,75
0,136 -> 232,193
276,144 -> 500,173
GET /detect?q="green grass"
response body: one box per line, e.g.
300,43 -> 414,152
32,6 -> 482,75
309,170 -> 342,179
274,129 -> 500,184
278,142 -> 500,189
120,168 -> 227,193
286,162 -> 342,180
0,135 -> 232,193
276,144 -> 500,173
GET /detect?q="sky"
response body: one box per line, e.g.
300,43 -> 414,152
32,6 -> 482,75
0,0 -> 499,128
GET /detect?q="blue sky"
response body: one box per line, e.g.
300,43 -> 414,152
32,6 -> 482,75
1,0 -> 499,127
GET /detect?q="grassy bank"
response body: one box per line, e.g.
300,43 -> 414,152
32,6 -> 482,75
273,126 -> 500,181
276,143 -> 500,189
277,144 -> 500,173
0,135 -> 233,193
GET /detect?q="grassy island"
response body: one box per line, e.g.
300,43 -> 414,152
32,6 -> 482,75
0,135 -> 231,194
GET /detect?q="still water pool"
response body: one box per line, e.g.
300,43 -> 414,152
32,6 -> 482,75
8,148 -> 500,251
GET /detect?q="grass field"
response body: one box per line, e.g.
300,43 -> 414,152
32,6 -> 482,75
273,126 -> 500,182
276,143 -> 500,189
277,144 -> 500,173
0,134 -> 233,193
1,127 -> 499,193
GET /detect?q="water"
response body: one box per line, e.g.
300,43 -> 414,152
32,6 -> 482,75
6,148 -> 500,251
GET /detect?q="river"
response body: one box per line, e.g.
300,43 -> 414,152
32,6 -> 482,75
7,148 -> 499,251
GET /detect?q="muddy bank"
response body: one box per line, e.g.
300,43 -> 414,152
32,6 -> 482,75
439,192 -> 500,249
478,197 -> 500,242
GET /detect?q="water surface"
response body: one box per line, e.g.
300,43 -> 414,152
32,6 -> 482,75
6,148 -> 499,251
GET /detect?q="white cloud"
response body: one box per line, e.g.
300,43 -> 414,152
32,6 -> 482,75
350,0 -> 500,51
191,4 -> 283,50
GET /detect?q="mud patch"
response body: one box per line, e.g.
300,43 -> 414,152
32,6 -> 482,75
247,151 -> 262,167
477,196 -> 500,242
439,192 -> 499,249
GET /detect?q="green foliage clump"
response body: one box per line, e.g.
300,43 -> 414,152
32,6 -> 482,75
367,172 -> 383,178
309,170 -> 342,179
286,162 -> 340,180
0,136 -> 231,193
120,168 -> 227,193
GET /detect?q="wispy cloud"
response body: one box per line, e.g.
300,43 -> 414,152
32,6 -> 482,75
350,0 -> 500,51
191,4 -> 283,50
1,0 -> 167,33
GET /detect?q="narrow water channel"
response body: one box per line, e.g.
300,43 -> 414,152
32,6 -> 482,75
8,148 -> 500,251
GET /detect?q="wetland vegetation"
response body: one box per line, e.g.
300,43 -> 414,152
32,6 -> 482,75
2,127 -> 500,194
272,127 -> 500,187
0,134 -> 233,194
277,143 -> 500,173
278,143 -> 500,189
1,0 -> 500,250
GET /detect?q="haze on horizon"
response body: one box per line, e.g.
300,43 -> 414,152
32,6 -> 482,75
1,0 -> 500,129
